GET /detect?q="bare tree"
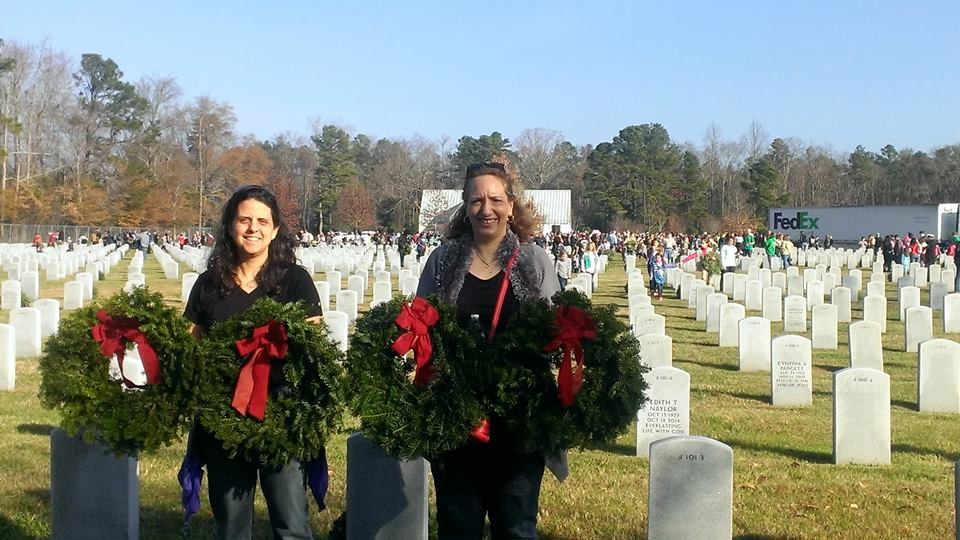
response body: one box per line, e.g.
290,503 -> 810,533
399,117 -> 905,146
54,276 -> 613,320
514,128 -> 566,188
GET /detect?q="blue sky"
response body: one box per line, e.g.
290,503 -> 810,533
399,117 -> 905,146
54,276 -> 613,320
4,1 -> 959,154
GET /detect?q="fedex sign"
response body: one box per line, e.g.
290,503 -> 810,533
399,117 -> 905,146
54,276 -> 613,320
772,211 -> 819,230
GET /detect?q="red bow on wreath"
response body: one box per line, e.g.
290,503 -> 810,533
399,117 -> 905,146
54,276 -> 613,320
391,297 -> 439,386
232,320 -> 288,421
91,309 -> 162,387
544,305 -> 597,408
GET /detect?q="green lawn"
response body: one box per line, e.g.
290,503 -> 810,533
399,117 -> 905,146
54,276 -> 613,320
1,248 -> 957,538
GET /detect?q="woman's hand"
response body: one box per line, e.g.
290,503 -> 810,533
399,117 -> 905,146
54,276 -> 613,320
305,315 -> 323,325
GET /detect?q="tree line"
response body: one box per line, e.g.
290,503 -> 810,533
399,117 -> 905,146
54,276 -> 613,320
2,39 -> 958,233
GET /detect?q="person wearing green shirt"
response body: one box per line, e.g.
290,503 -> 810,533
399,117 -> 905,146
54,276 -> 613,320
743,229 -> 755,256
765,234 -> 777,269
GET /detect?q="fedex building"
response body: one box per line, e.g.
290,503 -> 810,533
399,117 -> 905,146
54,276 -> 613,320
768,204 -> 960,243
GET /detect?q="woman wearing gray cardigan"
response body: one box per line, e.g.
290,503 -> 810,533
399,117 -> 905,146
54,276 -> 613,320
416,161 -> 564,540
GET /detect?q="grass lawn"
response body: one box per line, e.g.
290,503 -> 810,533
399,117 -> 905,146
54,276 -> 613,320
1,247 -> 958,538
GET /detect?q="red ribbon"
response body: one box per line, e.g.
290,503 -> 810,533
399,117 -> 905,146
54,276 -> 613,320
470,418 -> 490,443
232,321 -> 288,421
544,305 -> 597,408
91,310 -> 162,387
391,297 -> 440,386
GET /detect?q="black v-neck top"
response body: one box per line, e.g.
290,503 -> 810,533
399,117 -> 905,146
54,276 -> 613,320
457,271 -> 519,335
184,265 -> 322,330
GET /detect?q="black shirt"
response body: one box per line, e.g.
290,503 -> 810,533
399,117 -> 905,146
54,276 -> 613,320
457,270 -> 519,335
184,264 -> 322,330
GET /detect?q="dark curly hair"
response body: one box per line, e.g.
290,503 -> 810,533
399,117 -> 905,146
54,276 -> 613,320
446,161 -> 540,241
205,185 -> 298,297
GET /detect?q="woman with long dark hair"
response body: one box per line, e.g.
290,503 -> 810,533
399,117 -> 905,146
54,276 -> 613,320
184,185 -> 322,539
417,161 -> 563,539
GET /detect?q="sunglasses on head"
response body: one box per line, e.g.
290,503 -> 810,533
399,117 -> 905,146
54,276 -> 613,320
465,162 -> 507,176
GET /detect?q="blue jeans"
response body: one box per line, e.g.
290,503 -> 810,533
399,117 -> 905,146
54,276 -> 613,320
199,428 -> 313,540
430,441 -> 545,539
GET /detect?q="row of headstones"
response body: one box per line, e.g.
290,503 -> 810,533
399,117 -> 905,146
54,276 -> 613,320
682,282 -> 960,407
635,362 -> 911,465
2,242 -> 125,283
49,425 -> 742,540
690,275 -> 960,349
1,245 -> 126,311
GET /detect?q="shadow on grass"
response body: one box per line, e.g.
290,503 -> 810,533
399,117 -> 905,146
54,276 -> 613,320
891,443 -> 960,462
722,391 -> 769,404
0,515 -> 39,540
726,439 -> 832,464
24,489 -> 49,506
891,398 -> 917,411
679,358 -> 739,372
813,364 -> 844,374
16,423 -> 57,436
585,440 -> 636,457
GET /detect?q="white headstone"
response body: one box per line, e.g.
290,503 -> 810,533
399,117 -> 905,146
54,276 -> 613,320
371,280 -> 392,308
327,270 -> 342,295
738,316 -> 771,372
905,306 -> 933,353
942,269 -> 956,292
787,274 -> 804,297
783,295 -> 807,333
695,286 -> 715,322
762,286 -> 782,322
744,280 -> 763,311
63,281 -> 85,311
633,314 -> 666,338
866,281 -> 885,299
917,339 -> 960,413
32,299 -> 60,340
1,280 -> 21,310
721,272 -> 735,295
0,324 -> 13,390
181,272 -> 199,304
75,272 -> 94,301
324,310 -> 350,352
647,436 -> 733,539
945,293 -> 960,333
21,271 -> 40,302
833,367 -> 891,465
314,281 -> 331,314
732,274 -> 747,302
705,293 -> 727,333
639,334 -> 673,369
830,286 -> 852,323
863,295 -> 888,333
806,280 -> 824,309
771,335 -> 813,407
336,290 -> 359,322
849,320 -> 883,371
347,275 -> 365,304
636,366 -> 690,457
899,286 -> 921,321
400,276 -> 419,297
718,303 -> 746,348
812,304 -> 839,349
930,282 -> 949,312
10,307 -> 41,358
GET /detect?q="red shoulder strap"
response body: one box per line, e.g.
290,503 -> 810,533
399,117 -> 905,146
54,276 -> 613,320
487,247 -> 520,340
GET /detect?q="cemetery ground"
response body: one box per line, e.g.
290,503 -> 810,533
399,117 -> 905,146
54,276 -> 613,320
1,249 -> 958,539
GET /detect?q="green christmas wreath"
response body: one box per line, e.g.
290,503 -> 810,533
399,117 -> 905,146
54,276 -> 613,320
193,298 -> 344,465
485,288 -> 648,455
39,287 -> 197,456
344,294 -> 487,459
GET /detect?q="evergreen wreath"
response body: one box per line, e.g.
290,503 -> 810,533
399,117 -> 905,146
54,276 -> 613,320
344,294 -> 487,459
193,298 -> 344,465
484,288 -> 649,455
39,287 -> 197,456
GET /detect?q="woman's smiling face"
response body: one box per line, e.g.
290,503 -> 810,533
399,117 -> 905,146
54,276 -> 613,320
232,198 -> 278,260
465,174 -> 514,242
